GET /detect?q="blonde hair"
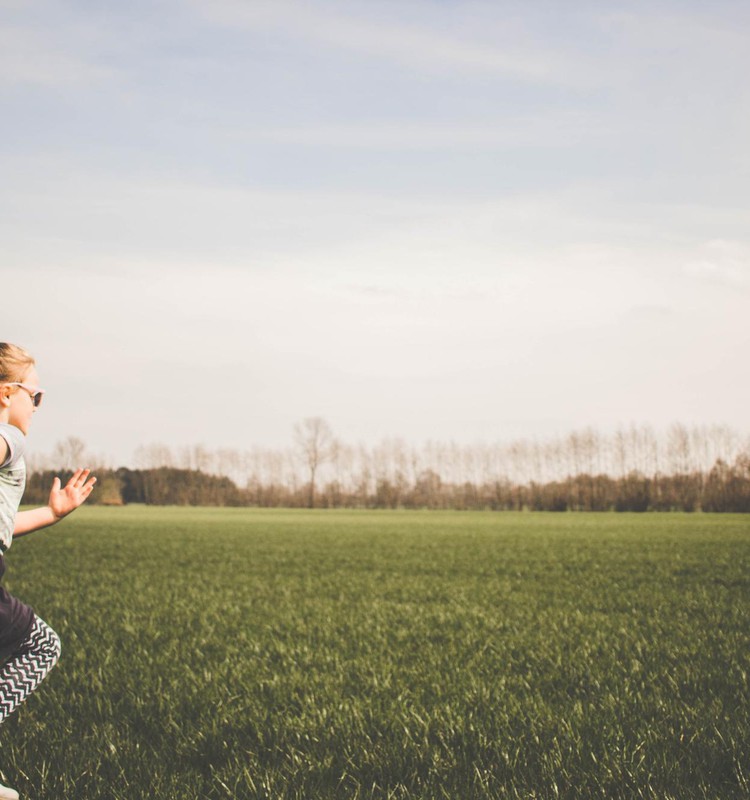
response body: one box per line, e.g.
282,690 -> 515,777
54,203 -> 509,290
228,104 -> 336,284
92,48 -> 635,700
0,342 -> 36,383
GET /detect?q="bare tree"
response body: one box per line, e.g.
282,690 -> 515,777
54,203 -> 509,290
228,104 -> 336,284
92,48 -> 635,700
293,417 -> 336,508
667,423 -> 692,475
134,442 -> 174,469
179,444 -> 213,473
52,436 -> 87,470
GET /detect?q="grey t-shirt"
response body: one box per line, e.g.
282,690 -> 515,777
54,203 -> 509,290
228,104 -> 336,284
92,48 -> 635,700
0,423 -> 25,553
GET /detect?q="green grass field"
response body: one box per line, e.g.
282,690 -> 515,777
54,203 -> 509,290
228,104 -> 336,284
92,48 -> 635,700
1,507 -> 749,799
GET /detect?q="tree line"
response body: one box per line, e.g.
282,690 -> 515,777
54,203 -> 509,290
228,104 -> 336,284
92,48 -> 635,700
22,420 -> 750,512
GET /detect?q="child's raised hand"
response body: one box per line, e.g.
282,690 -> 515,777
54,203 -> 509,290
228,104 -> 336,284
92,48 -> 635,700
48,468 -> 97,520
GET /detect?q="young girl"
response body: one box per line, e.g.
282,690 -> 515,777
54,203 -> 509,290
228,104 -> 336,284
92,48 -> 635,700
0,342 -> 96,800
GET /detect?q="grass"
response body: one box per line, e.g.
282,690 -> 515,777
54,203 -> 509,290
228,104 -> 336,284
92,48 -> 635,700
1,507 -> 748,799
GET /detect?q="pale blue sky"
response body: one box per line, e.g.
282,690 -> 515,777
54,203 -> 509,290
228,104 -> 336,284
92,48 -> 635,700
2,0 -> 749,464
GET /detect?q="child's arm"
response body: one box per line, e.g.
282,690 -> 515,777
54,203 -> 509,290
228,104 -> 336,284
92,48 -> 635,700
14,468 -> 97,537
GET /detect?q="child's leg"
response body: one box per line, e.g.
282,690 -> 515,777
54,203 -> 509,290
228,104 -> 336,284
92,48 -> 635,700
0,617 -> 61,724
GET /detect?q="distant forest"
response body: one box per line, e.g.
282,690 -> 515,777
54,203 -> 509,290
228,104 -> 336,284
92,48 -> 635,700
22,420 -> 750,512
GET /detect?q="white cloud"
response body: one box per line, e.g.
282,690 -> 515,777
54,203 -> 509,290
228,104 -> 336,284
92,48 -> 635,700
191,0 -> 579,83
601,9 -> 750,54
240,111 -> 609,150
684,240 -> 750,290
0,24 -> 112,86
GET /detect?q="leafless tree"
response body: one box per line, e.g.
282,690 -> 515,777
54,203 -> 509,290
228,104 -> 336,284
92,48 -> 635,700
667,423 -> 692,474
52,436 -> 87,470
36,420 -> 747,512
134,442 -> 174,469
294,417 -> 336,508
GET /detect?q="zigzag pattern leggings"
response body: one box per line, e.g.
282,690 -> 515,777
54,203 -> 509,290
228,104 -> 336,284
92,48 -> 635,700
0,618 -> 61,724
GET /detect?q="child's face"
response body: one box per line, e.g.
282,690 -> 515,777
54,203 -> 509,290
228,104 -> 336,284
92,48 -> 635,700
4,366 -> 41,435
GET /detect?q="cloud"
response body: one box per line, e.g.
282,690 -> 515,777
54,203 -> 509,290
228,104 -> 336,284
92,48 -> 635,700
684,240 -> 750,290
623,304 -> 674,321
602,9 -> 749,54
240,111 -> 609,150
191,0 -> 578,83
0,24 -> 112,86
346,285 -> 404,299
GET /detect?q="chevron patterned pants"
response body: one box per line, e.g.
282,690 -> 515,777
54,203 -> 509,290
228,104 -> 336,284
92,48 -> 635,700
0,617 -> 61,724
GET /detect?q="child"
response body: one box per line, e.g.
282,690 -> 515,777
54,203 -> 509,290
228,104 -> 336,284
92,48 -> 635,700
0,342 -> 96,800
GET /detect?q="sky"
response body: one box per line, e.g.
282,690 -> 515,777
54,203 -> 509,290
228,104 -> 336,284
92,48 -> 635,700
2,0 -> 749,466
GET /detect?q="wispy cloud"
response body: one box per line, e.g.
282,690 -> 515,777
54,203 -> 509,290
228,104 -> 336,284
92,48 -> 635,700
346,284 -> 404,299
624,304 -> 674,321
602,9 -> 750,54
0,24 -> 112,86
684,240 -> 750,290
191,0 -> 577,83
240,111 -> 609,150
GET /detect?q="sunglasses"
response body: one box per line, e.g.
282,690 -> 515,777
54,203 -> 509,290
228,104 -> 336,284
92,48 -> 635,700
4,382 -> 45,408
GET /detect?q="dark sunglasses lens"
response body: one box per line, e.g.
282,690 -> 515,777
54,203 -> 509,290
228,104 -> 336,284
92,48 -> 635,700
33,392 -> 42,408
